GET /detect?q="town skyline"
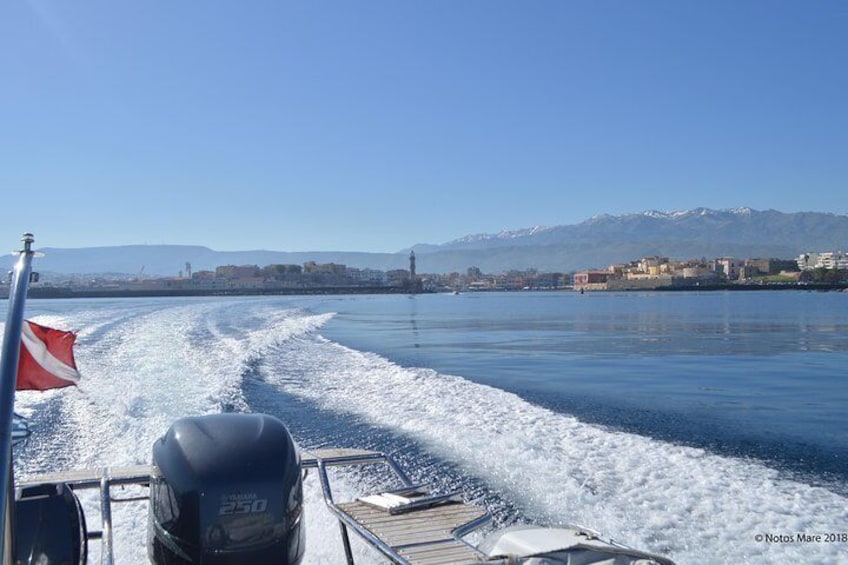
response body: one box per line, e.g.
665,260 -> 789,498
12,245 -> 848,300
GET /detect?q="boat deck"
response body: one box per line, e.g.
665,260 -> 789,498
302,448 -> 491,565
337,499 -> 487,564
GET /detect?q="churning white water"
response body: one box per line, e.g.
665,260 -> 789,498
10,297 -> 848,564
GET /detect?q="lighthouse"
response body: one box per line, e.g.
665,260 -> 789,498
409,250 -> 419,293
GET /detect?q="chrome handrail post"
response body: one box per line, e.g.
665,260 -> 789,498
0,234 -> 36,563
316,460 -> 355,565
100,471 -> 114,565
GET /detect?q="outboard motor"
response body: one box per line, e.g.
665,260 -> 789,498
148,413 -> 304,564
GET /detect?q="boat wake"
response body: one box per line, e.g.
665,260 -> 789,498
11,299 -> 848,564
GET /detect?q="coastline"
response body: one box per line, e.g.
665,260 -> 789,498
651,282 -> 848,292
4,282 -> 846,299
4,286 -> 431,300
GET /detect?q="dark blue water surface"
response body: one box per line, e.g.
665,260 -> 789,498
310,290 -> 848,488
8,291 -> 845,563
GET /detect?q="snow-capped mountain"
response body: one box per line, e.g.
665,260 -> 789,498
449,225 -> 555,245
407,208 -> 848,271
431,208 -> 847,253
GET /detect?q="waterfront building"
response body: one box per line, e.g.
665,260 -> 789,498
347,268 -> 388,285
716,258 -> 744,280
797,251 -> 848,270
573,271 -> 610,291
386,269 -> 411,287
216,264 -> 260,279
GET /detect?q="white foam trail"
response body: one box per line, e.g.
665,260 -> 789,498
12,299 -> 847,564
14,300 -> 346,564
268,334 -> 848,564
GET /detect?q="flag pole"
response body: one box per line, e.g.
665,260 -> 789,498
0,234 -> 36,563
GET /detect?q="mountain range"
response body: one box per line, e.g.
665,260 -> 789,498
6,208 -> 847,277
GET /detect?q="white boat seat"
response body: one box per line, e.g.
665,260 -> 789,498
357,486 -> 463,515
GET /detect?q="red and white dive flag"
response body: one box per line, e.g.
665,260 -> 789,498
16,320 -> 81,391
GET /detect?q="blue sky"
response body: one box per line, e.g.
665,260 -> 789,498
1,1 -> 846,252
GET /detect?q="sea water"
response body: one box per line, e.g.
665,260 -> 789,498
7,291 -> 848,564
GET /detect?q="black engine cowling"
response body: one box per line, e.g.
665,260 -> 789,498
148,413 -> 304,564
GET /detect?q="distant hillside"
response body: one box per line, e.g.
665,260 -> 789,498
409,208 -> 848,272
5,246 -> 410,278
5,209 -> 846,276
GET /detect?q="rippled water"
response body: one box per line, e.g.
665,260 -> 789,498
8,291 -> 848,563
